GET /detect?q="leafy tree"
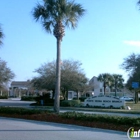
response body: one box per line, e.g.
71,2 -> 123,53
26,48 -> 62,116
111,74 -> 124,96
121,53 -> 140,103
32,0 -> 85,113
121,53 -> 140,88
61,60 -> 88,99
97,73 -> 112,95
32,60 -> 88,99
121,53 -> 140,76
31,61 -> 56,97
0,58 -> 15,88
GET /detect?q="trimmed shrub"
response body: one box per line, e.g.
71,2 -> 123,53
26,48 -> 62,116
60,100 -> 81,107
0,95 -> 8,99
60,112 -> 140,126
0,107 -> 42,115
34,93 -> 54,106
73,97 -> 78,100
79,97 -> 86,102
21,96 -> 36,101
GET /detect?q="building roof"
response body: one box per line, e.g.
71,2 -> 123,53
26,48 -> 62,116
11,81 -> 30,88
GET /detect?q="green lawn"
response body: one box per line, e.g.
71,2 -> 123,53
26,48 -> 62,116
126,102 -> 140,110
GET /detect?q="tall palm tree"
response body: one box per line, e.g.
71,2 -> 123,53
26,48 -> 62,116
32,0 -> 85,113
112,74 -> 124,96
0,26 -> 4,45
97,73 -> 112,95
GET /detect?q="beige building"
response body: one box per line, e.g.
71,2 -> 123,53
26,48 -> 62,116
9,80 -> 31,97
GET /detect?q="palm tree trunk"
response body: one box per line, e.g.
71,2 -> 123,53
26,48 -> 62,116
114,89 -> 117,96
54,38 -> 61,113
114,83 -> 117,96
104,87 -> 106,95
77,90 -> 79,100
104,83 -> 106,95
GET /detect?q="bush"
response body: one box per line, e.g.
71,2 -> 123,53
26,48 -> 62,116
60,100 -> 81,107
34,93 -> 54,106
73,97 -> 78,100
0,95 -> 8,99
60,112 -> 140,126
0,107 -> 42,115
21,96 -> 36,101
79,97 -> 86,102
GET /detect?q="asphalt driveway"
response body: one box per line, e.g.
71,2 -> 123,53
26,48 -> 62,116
0,117 -> 128,140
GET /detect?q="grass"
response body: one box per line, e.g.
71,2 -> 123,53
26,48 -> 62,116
126,102 -> 140,110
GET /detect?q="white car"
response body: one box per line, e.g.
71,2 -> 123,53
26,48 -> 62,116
120,96 -> 134,101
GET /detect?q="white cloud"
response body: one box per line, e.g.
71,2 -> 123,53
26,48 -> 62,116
123,40 -> 140,47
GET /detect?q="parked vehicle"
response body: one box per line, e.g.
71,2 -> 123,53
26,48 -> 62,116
83,95 -> 125,109
120,96 -> 134,101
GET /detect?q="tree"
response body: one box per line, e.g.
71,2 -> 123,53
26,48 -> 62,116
32,0 -> 85,113
32,60 -> 88,99
31,61 -> 56,96
61,60 -> 88,99
121,53 -> 140,76
97,73 -> 112,95
121,53 -> 140,88
121,53 -> 140,103
0,26 -> 4,45
111,74 -> 124,96
0,58 -> 15,88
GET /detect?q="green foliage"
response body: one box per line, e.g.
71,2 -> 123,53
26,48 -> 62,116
72,97 -> 78,100
97,73 -> 113,95
0,107 -> 42,115
0,58 -> 15,87
79,97 -> 86,102
32,0 -> 85,33
97,73 -> 124,96
34,93 -> 54,106
60,100 -> 81,107
121,53 -> 140,89
32,60 -> 89,97
21,96 -> 36,101
60,112 -> 140,126
31,59 -> 90,108
0,95 -> 8,99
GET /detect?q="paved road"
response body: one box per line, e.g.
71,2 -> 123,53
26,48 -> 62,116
0,98 -> 35,107
0,117 -> 128,140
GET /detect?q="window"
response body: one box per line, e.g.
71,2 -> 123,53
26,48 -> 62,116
95,100 -> 102,102
103,100 -> 111,102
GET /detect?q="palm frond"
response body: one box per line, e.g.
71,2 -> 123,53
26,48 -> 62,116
33,3 -> 49,22
64,1 -> 85,29
43,21 -> 54,33
32,0 -> 85,33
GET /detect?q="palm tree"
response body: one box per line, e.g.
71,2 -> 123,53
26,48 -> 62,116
32,0 -> 85,113
0,26 -> 4,45
112,74 -> 124,96
97,73 -> 112,95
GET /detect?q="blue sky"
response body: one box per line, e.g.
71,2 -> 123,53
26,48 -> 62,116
0,0 -> 140,83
